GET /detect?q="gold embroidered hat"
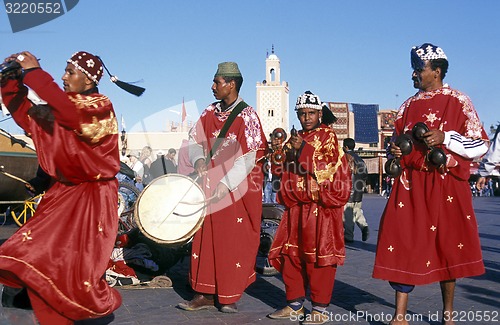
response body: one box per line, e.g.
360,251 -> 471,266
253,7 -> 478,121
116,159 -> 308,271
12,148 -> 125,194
214,62 -> 242,78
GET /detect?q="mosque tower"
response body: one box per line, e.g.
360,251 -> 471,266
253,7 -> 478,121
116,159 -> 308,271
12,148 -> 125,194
256,46 -> 289,140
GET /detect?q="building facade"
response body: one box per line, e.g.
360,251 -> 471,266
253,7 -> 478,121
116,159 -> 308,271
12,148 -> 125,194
256,47 -> 290,140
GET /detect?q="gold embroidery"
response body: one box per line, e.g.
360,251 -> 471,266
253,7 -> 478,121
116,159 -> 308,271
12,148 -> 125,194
79,112 -> 118,144
309,131 -> 345,185
310,178 -> 319,201
296,177 -> 305,191
69,94 -> 111,109
22,230 -> 32,242
0,255 -> 112,316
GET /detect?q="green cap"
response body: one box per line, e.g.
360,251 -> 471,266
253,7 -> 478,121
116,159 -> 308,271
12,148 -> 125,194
214,62 -> 242,78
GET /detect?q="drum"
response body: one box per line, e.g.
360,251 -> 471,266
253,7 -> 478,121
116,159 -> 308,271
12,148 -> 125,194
134,174 -> 206,245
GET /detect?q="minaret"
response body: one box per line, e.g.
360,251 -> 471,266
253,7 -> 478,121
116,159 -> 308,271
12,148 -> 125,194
256,45 -> 289,140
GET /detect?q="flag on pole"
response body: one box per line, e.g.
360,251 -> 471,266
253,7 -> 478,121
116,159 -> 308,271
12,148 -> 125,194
181,97 -> 187,124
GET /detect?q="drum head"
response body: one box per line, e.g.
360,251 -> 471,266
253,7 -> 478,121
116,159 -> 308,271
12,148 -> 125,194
134,174 -> 206,245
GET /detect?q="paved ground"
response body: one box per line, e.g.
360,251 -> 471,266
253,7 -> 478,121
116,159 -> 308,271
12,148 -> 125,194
0,194 -> 499,324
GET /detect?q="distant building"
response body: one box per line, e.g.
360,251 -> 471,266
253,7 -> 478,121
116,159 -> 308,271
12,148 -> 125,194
324,102 -> 350,141
256,46 -> 290,140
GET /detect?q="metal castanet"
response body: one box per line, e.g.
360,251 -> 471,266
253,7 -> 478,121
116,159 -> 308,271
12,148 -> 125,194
270,128 -> 287,166
412,122 -> 446,167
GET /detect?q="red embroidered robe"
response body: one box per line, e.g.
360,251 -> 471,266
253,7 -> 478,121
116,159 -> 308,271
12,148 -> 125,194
268,125 -> 351,269
188,102 -> 267,304
0,69 -> 121,320
372,86 -> 487,285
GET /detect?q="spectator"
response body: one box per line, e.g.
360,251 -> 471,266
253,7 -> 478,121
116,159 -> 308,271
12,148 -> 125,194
149,150 -> 177,179
342,138 -> 369,243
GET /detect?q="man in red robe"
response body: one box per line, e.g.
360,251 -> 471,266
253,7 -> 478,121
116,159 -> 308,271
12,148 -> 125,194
267,91 -> 351,325
0,51 -> 122,324
372,43 -> 489,325
177,62 -> 267,313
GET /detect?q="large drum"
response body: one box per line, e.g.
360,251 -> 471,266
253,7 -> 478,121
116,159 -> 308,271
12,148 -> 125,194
134,174 -> 206,245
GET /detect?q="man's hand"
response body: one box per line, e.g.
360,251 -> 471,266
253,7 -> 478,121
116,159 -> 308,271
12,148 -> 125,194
194,158 -> 207,177
422,129 -> 445,146
214,182 -> 230,201
290,133 -> 304,150
389,142 -> 402,158
6,51 -> 40,70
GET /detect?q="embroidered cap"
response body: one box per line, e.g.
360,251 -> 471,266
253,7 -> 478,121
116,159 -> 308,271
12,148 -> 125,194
411,43 -> 448,71
295,91 -> 322,111
214,62 -> 242,78
68,51 -> 145,96
67,51 -> 103,85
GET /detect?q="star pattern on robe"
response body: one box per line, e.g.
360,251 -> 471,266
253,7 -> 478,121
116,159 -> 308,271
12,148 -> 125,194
192,253 -> 198,259
458,243 -> 464,249
22,230 -> 32,242
98,221 -> 103,232
466,215 -> 471,220
83,281 -> 92,292
398,202 -> 404,208
237,218 -> 243,223
447,196 -> 454,203
423,108 -> 441,127
313,208 -> 318,216
430,225 -> 436,231
236,263 -> 241,268
388,245 -> 394,252
426,261 -> 431,267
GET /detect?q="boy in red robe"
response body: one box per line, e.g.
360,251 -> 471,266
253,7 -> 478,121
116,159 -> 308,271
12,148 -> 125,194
267,91 -> 351,324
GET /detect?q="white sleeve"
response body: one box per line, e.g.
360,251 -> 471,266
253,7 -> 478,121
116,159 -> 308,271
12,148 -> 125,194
220,151 -> 257,191
133,162 -> 144,178
188,138 -> 205,167
443,131 -> 488,159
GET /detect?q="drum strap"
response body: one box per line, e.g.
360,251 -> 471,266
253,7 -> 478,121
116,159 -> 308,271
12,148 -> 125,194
206,100 -> 248,163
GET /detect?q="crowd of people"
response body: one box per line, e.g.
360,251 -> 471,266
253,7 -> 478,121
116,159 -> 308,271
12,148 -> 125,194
0,42 -> 497,325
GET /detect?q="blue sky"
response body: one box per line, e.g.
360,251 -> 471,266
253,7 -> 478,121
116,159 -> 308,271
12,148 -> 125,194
1,0 -> 499,135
